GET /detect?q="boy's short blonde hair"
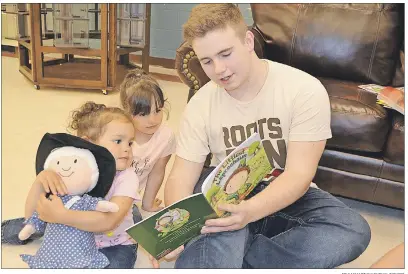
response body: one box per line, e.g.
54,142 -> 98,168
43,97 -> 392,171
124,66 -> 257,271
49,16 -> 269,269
183,4 -> 247,45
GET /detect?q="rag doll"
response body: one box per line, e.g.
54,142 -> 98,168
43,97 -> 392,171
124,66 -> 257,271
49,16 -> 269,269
18,133 -> 117,269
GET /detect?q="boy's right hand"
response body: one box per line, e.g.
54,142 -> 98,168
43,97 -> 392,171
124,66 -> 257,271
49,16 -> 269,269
35,169 -> 67,196
148,245 -> 184,268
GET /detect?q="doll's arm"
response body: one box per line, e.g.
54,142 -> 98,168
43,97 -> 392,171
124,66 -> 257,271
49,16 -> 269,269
80,195 -> 119,213
18,212 -> 46,240
96,200 -> 119,213
18,224 -> 36,240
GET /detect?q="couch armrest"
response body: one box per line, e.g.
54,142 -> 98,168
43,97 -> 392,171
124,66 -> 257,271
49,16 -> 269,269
175,41 -> 210,99
175,27 -> 267,101
383,112 -> 404,165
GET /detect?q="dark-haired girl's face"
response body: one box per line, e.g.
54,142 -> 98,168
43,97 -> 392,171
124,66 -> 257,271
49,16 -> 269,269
132,96 -> 163,136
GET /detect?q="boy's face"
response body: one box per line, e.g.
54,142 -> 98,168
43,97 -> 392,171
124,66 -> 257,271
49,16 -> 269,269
192,25 -> 254,92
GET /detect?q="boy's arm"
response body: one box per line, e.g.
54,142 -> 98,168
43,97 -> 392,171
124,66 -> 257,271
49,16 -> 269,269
142,155 -> 171,211
245,140 -> 326,222
36,194 -> 133,233
164,156 -> 205,206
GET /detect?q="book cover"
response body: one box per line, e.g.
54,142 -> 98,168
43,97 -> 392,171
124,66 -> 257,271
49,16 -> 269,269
126,133 -> 273,259
377,87 -> 404,115
201,134 -> 272,217
126,193 -> 216,259
358,84 -> 404,94
358,84 -> 404,114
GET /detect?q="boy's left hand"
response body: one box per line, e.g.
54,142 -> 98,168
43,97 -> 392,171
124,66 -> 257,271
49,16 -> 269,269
201,200 -> 252,234
36,194 -> 67,223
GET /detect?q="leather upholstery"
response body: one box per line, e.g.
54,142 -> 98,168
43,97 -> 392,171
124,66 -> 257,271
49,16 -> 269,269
318,78 -> 390,153
384,113 -> 405,165
251,4 -> 404,85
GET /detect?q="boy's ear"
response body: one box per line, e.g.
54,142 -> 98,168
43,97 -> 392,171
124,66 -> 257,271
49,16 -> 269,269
245,30 -> 255,52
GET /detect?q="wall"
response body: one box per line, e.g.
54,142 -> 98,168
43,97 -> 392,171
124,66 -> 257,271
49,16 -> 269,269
43,4 -> 254,60
149,4 -> 253,59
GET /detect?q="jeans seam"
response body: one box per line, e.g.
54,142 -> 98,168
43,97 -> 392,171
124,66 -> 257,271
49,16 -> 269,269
275,212 -> 306,225
199,235 -> 207,267
268,226 -> 298,244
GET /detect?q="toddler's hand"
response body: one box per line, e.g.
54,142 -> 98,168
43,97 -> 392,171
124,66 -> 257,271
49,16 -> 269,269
148,245 -> 185,268
142,198 -> 164,212
36,169 -> 68,196
36,194 -> 66,223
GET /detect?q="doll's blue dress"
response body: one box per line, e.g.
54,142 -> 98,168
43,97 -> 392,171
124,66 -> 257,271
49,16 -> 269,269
20,194 -> 110,269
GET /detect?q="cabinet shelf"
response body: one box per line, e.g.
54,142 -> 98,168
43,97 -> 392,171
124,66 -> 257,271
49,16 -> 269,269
117,17 -> 145,21
54,17 -> 90,21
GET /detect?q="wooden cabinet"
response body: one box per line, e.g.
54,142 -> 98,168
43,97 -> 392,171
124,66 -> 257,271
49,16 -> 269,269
16,4 -> 151,95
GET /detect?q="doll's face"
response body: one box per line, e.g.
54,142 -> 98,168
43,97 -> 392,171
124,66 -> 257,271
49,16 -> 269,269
48,155 -> 93,195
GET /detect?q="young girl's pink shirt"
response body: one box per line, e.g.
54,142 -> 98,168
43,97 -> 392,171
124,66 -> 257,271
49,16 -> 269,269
130,124 -> 176,193
94,168 -> 140,248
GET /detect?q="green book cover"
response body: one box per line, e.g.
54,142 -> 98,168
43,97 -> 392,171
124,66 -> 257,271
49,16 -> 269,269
126,133 -> 273,260
126,193 -> 217,260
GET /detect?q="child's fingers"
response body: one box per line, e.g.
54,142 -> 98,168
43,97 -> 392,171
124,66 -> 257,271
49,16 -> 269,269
56,178 -> 68,195
46,179 -> 58,195
61,180 -> 68,195
148,255 -> 160,268
41,180 -> 50,193
55,183 -> 65,196
164,245 -> 184,261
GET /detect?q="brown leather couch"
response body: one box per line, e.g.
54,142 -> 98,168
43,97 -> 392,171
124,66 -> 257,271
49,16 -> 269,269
175,4 -> 405,209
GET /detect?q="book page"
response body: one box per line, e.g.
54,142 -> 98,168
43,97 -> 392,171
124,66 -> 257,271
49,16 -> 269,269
201,133 -> 272,216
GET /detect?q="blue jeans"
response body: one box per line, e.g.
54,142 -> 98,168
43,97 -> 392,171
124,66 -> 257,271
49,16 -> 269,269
178,167 -> 371,269
99,244 -> 137,269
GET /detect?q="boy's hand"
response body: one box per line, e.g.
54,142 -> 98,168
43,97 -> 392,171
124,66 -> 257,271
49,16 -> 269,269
35,169 -> 68,196
36,194 -> 67,223
148,245 -> 185,268
201,201 -> 251,234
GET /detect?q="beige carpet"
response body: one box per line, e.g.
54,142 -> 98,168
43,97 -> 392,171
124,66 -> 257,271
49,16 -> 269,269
1,56 -> 404,269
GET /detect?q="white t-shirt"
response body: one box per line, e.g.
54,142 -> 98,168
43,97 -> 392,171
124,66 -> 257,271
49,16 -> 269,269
131,124 -> 175,192
177,60 -> 332,171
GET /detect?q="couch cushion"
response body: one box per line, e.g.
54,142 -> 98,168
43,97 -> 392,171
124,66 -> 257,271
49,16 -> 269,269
319,149 -> 404,183
319,78 -> 390,153
314,166 -> 404,209
251,3 -> 404,85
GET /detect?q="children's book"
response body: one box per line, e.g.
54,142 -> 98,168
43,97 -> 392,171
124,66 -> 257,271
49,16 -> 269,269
358,84 -> 404,94
126,133 -> 273,260
377,86 -> 404,115
358,84 -> 405,114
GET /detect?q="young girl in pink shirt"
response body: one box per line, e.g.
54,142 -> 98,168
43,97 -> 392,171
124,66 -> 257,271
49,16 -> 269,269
119,68 -> 176,214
